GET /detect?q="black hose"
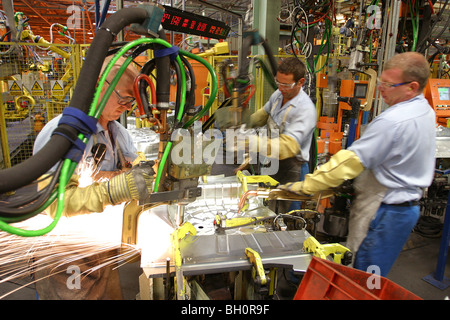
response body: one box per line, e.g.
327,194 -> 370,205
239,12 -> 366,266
138,52 -> 195,121
414,216 -> 443,238
172,59 -> 182,120
261,40 -> 278,76
182,54 -> 196,110
0,8 -> 149,194
155,30 -> 171,111
236,35 -> 254,91
0,162 -> 63,218
237,32 -> 277,94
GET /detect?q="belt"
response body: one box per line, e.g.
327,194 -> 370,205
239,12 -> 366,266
382,200 -> 419,207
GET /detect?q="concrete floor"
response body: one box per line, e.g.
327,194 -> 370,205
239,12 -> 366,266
388,234 -> 450,300
0,231 -> 448,300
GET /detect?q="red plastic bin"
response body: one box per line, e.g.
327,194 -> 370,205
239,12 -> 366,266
294,256 -> 422,300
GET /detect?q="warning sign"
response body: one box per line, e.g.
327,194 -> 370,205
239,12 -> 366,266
52,80 -> 64,92
8,80 -> 22,96
31,80 -> 44,96
51,80 -> 64,97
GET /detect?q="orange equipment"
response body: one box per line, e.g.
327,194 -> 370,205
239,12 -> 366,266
424,78 -> 450,127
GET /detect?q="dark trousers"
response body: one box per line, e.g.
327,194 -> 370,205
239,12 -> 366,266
269,157 -> 304,214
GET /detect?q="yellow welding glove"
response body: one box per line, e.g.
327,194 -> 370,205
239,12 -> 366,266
279,150 -> 365,195
132,151 -> 147,166
46,161 -> 155,217
248,133 -> 300,160
248,108 -> 269,128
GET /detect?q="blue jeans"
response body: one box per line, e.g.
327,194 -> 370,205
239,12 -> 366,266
288,162 -> 309,211
353,203 -> 420,277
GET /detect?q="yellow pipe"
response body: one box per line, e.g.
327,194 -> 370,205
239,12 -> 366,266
21,30 -> 71,59
0,85 -> 11,168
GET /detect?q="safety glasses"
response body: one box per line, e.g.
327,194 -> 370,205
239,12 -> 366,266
377,78 -> 412,88
105,80 -> 135,105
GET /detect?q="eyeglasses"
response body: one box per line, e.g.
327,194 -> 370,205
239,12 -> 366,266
275,80 -> 298,89
377,78 -> 412,89
105,80 -> 135,105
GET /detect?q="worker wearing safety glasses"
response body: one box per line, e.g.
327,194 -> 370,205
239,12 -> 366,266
33,56 -> 154,300
280,52 -> 436,277
245,57 -> 316,214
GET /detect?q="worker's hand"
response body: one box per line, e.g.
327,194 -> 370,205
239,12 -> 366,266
225,124 -> 256,153
248,108 -> 269,128
278,181 -> 311,196
107,160 -> 155,204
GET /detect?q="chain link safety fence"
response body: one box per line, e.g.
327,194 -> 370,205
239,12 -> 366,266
0,42 -> 82,169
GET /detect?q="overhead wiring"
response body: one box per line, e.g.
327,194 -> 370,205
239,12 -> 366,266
290,1 -> 333,74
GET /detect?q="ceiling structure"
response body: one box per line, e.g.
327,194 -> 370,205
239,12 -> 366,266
1,0 -> 360,45
1,0 -> 448,45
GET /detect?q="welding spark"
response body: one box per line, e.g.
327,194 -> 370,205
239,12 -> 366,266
0,162 -> 177,299
0,207 -> 140,299
76,158 -> 103,187
0,161 -> 135,299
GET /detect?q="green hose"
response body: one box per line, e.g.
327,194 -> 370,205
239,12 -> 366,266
408,0 -> 419,51
180,49 -> 218,129
154,48 -> 218,191
314,19 -> 331,73
0,159 -> 70,236
0,37 -> 217,234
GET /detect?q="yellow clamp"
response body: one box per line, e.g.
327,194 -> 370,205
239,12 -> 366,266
236,170 -> 279,193
215,214 -> 263,229
171,222 -> 197,300
303,236 -> 351,264
171,222 -> 197,265
245,248 -> 267,286
236,170 -> 279,212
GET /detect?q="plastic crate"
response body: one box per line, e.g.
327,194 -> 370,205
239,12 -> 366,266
294,256 -> 422,300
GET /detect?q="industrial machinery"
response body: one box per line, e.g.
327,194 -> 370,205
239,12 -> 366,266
0,2 -> 352,301
0,0 -> 448,301
424,78 -> 450,126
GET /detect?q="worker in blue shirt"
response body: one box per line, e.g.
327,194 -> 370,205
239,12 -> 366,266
33,56 -> 151,216
280,52 -> 436,276
246,57 -> 316,214
33,56 -> 153,299
34,58 -> 141,182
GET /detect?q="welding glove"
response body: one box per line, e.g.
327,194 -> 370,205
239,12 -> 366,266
279,150 -> 365,195
248,108 -> 269,128
46,161 -> 155,217
106,160 -> 155,205
249,133 -> 300,160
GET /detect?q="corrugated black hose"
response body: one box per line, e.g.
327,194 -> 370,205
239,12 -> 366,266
0,8 -> 149,194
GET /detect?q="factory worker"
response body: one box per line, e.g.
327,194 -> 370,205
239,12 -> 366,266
246,57 -> 316,214
280,52 -> 436,277
33,56 -> 153,300
34,56 -> 152,217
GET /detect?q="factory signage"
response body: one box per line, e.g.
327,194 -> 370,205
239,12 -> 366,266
51,80 -> 64,97
8,80 -> 22,96
161,5 -> 230,40
31,81 -> 44,96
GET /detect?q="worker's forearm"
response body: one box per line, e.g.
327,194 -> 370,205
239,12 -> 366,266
302,150 -> 364,194
250,133 -> 300,160
47,180 -> 113,218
